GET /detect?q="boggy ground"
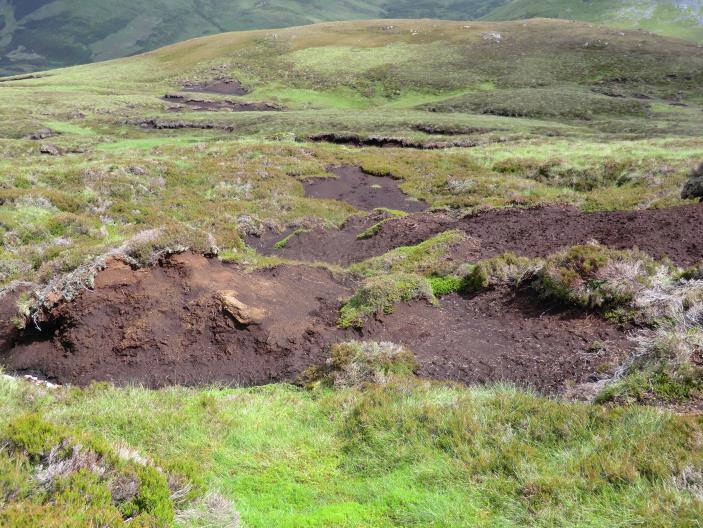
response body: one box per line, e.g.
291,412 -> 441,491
251,202 -> 703,266
0,252 -> 627,392
303,165 -> 428,212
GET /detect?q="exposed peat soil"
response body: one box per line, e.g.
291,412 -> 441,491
359,290 -> 627,393
306,132 -> 503,149
0,253 -> 628,392
132,119 -> 235,131
1,254 -> 348,387
181,78 -> 248,95
4,166 -> 700,393
251,203 -> 703,267
163,94 -> 282,112
302,166 -> 428,212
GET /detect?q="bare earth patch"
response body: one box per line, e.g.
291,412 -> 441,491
181,78 -> 248,95
251,203 -> 703,266
162,94 -> 282,112
0,253 -> 628,393
359,289 -> 627,394
303,165 -> 428,212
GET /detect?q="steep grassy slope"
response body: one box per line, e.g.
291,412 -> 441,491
1,0 -> 702,74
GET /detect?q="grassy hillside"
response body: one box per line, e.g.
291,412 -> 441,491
0,18 -> 701,287
0,20 -> 702,526
1,0 -> 702,75
487,0 -> 703,43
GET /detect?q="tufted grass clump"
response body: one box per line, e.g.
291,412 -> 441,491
338,273 -> 435,328
0,413 -> 184,527
350,230 -> 467,277
124,223 -> 221,267
530,244 -> 665,310
597,287 -> 703,405
302,340 -> 418,389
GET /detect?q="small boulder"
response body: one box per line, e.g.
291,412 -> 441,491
216,291 -> 266,325
25,127 -> 55,140
681,162 -> 703,201
482,32 -> 502,43
39,144 -> 61,156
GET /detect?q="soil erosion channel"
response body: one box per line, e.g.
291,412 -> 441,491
251,203 -> 703,267
2,167 -> 699,392
0,254 -> 626,392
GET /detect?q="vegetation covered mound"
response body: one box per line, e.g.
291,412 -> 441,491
0,411 -> 240,527
2,1 -> 702,75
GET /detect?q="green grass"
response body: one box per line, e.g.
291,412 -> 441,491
350,230 -> 467,277
0,375 -> 701,527
339,273 -> 436,328
44,121 -> 96,136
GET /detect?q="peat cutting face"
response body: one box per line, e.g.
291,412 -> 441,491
0,253 -> 627,393
3,204 -> 701,391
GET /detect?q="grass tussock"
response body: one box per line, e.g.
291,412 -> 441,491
302,340 -> 417,389
599,279 -> 703,405
530,245 -> 665,311
0,414 -> 177,526
338,273 -> 435,328
0,410 -> 243,528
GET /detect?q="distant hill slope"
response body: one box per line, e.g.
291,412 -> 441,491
485,0 -> 703,42
1,0 -> 702,75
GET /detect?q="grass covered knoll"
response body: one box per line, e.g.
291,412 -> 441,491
1,0 -> 701,75
0,369 -> 702,527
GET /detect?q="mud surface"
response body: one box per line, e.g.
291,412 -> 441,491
360,290 -> 627,392
303,166 -> 427,213
0,254 -> 628,392
251,203 -> 703,266
163,95 -> 282,112
182,78 -> 248,95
